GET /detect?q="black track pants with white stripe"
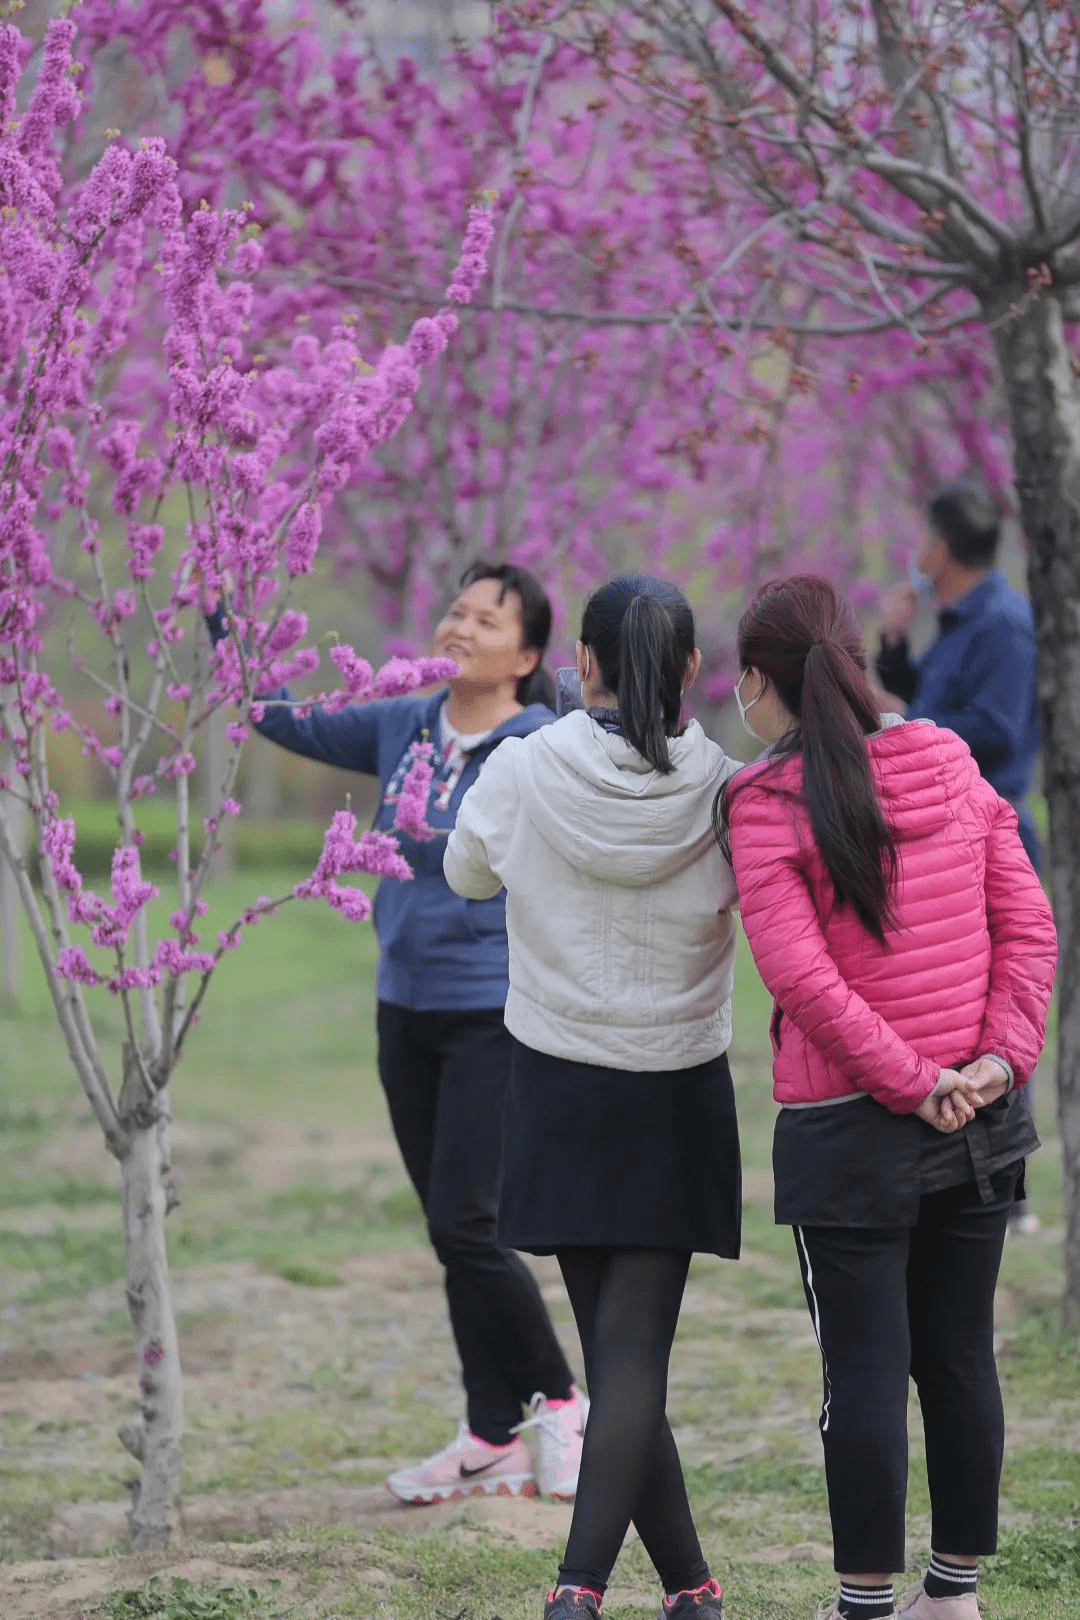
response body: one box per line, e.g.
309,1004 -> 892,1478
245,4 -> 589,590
793,1171 -> 1016,1573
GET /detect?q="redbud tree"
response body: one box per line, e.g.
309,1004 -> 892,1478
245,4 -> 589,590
507,0 -> 1080,1324
0,14 -> 490,1544
66,0 -> 1012,682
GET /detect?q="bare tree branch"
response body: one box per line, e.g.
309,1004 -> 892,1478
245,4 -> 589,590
0,796 -> 127,1156
329,272 -> 980,336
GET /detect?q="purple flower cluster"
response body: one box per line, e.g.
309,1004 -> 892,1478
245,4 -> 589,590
446,204 -> 498,305
46,821 -> 168,993
374,655 -> 461,700
394,747 -> 436,842
322,644 -> 373,712
294,810 -> 412,923
284,504 -> 322,578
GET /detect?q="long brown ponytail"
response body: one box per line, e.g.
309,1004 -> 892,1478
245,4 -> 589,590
717,576 -> 898,942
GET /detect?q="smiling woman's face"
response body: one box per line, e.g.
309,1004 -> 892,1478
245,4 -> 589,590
433,578 -> 538,695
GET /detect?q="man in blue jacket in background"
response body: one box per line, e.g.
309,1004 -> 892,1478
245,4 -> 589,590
876,478 -> 1041,871
877,480 -> 1043,1237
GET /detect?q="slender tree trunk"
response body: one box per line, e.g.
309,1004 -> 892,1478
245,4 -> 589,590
118,1059 -> 184,1545
204,707 -> 234,879
245,738 -> 280,819
0,842 -> 20,1008
991,289 -> 1080,1331
0,722 -> 24,1007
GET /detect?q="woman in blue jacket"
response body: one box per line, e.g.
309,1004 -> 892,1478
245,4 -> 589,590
242,561 -> 585,1503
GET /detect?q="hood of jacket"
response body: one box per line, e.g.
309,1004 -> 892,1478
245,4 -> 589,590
869,718 -> 984,840
515,710 -> 736,887
739,717 -> 981,843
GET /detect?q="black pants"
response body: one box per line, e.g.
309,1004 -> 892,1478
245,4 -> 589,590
794,1170 -> 1018,1574
556,1247 -> 710,1595
377,1002 -> 574,1444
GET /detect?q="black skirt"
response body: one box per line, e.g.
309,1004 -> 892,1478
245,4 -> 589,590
499,1040 -> 742,1258
772,1090 -> 1036,1228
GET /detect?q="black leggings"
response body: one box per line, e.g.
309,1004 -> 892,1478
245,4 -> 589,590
377,1003 -> 574,1444
556,1246 -> 710,1595
794,1171 -> 1017,1573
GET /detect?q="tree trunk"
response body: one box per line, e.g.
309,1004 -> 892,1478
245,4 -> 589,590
0,842 -> 20,1008
119,1086 -> 184,1545
991,289 -> 1080,1331
0,719 -> 24,1007
203,707 -> 234,880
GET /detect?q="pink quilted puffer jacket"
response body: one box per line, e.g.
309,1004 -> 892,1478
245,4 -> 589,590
726,720 -> 1057,1113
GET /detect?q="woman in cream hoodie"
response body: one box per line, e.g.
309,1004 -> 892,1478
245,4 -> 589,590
445,575 -> 741,1620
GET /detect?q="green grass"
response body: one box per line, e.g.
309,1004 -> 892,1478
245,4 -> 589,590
30,796 -> 335,880
94,1578 -> 289,1618
0,860 -> 1076,1619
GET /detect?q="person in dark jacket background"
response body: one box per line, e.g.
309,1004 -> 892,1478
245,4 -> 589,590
876,479 -> 1040,871
234,561 -> 587,1505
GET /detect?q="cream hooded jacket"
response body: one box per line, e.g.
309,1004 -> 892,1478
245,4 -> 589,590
443,711 -> 740,1071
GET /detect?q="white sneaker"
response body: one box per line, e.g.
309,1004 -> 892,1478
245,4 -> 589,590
897,1582 -> 979,1619
513,1385 -> 589,1500
386,1420 -> 536,1504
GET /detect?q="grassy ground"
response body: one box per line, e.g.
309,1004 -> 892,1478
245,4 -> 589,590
0,866 -> 1076,1619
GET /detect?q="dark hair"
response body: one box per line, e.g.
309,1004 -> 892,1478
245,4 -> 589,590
457,559 -> 555,708
580,574 -> 695,774
715,575 -> 898,943
927,479 -> 1000,569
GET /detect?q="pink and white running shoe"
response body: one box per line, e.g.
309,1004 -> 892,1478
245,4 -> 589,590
386,1420 -> 537,1505
897,1584 -> 979,1620
514,1386 -> 590,1500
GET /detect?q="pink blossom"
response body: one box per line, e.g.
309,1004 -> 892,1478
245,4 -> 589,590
125,523 -> 164,581
284,504 -> 322,577
98,420 -> 142,474
19,18 -> 80,159
374,657 -> 425,699
394,755 -> 435,841
328,644 -> 373,701
294,811 -> 412,923
110,846 -> 158,933
263,609 -> 308,659
406,317 -> 449,365
152,939 -> 216,977
414,657 -> 460,686
42,817 -> 81,894
56,946 -> 102,986
108,964 -> 161,994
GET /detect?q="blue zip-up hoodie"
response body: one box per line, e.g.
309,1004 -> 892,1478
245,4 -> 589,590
254,687 -> 554,1010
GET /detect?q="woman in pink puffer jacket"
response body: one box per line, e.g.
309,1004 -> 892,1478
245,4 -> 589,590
715,576 -> 1056,1620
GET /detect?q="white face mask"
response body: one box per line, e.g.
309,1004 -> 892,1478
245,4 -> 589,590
734,668 -> 766,741
908,556 -> 935,597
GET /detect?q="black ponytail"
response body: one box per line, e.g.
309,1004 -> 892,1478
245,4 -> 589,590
580,575 -> 694,774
